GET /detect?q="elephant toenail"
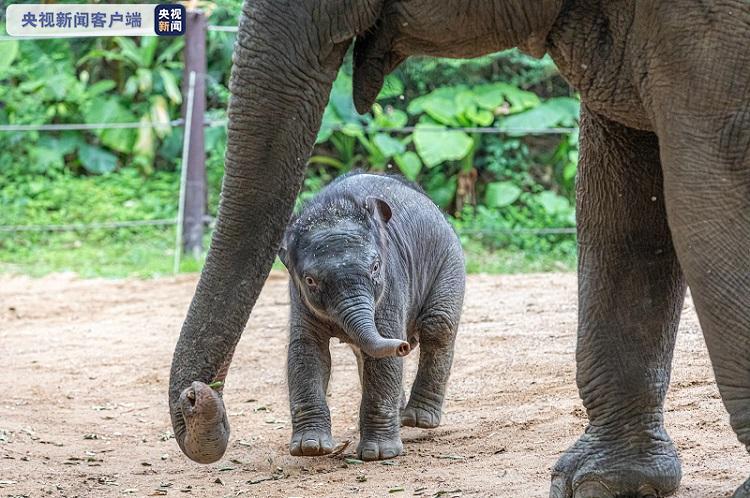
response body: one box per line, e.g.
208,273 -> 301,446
638,484 -> 659,497
574,481 -> 614,498
302,439 -> 319,451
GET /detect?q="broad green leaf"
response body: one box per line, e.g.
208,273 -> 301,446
139,36 -> 159,67
0,40 -> 19,72
394,151 -> 422,181
485,181 -> 522,208
421,97 -> 458,126
414,123 -> 474,168
339,122 -> 365,138
85,98 -> 136,153
329,71 -> 368,123
373,133 -> 405,157
455,91 -> 477,115
45,74 -> 79,101
377,74 -> 405,100
29,146 -> 65,171
78,144 -> 118,174
473,84 -> 506,109
373,107 -> 408,128
85,80 -> 117,98
537,191 -> 571,216
156,38 -> 185,64
498,97 -> 580,135
158,68 -> 182,104
317,104 -> 341,143
465,107 -> 495,127
474,83 -> 540,112
115,37 -> 143,67
56,133 -> 85,155
501,85 -> 541,113
407,85 -> 467,114
425,173 -> 457,209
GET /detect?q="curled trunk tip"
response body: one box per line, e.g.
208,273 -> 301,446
360,337 -> 411,359
173,381 -> 231,464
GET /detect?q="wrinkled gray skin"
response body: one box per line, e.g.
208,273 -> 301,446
169,1 -> 750,496
279,172 -> 464,461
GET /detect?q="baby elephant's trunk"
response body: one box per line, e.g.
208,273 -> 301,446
335,296 -> 410,358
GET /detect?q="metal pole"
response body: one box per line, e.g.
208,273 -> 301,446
174,71 -> 197,274
182,9 -> 208,259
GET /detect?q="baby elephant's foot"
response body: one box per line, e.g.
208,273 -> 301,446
289,428 -> 334,457
550,428 -> 681,498
401,393 -> 442,428
357,436 -> 403,461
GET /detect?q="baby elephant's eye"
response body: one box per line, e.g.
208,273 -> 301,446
371,260 -> 380,275
304,275 -> 317,287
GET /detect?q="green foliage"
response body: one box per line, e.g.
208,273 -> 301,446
485,182 -> 522,208
311,56 -> 579,231
0,33 -> 183,178
1,1 -> 579,276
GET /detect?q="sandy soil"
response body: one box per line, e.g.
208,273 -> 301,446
0,272 -> 747,498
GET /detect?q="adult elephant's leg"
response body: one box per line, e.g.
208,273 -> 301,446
168,0 -> 383,463
658,111 -> 750,498
550,105 -> 686,498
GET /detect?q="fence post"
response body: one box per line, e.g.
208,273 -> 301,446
181,9 -> 207,259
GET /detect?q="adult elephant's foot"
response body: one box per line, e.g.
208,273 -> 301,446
357,436 -> 403,461
289,428 -> 334,456
733,477 -> 750,498
550,428 -> 681,498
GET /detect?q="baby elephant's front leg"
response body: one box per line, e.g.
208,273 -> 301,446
288,330 -> 334,456
358,355 -> 404,461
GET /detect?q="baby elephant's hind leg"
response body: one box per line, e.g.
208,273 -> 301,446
403,268 -> 464,429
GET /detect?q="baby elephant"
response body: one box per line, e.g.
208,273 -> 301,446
279,172 -> 465,461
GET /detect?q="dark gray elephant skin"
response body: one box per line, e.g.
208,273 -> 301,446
168,1 -> 750,496
279,172 -> 465,461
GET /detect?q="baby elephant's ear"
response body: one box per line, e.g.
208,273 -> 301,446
278,240 -> 289,268
365,196 -> 392,225
278,217 -> 296,269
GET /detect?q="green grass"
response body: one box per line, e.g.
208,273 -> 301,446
0,227 -> 199,278
0,228 -> 575,278
0,169 -> 576,279
463,245 -> 575,274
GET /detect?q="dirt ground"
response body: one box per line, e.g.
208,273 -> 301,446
0,272 -> 747,498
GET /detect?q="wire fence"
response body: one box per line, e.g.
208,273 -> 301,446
1,20 -> 578,272
0,119 -> 576,135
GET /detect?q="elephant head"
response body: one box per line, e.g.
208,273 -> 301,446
168,0 -> 564,464
280,195 -> 411,359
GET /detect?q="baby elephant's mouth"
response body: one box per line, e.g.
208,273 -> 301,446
176,381 -> 230,464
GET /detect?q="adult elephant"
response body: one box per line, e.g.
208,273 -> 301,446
169,1 -> 750,496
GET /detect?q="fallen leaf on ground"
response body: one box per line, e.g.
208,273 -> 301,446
328,439 -> 351,457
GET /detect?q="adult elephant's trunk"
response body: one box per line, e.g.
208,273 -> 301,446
168,0 -> 369,464
334,293 -> 410,359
